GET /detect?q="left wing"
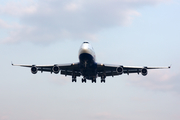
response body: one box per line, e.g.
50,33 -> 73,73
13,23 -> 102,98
97,63 -> 170,77
12,62 -> 81,77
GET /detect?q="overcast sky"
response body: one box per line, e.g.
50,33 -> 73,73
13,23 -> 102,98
0,0 -> 180,120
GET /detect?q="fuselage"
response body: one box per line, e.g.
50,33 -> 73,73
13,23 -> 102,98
78,42 -> 97,80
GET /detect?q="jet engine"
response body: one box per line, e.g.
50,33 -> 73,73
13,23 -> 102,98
141,68 -> 148,76
53,65 -> 60,74
116,66 -> 123,74
31,66 -> 38,74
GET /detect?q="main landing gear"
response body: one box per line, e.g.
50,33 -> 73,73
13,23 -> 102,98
72,78 -> 77,82
101,76 -> 106,83
72,76 -> 77,82
82,78 -> 86,83
72,77 -> 105,83
101,79 -> 105,83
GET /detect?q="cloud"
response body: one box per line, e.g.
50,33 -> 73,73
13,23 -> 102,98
131,96 -> 152,102
0,19 -> 11,28
0,0 -> 37,16
91,112 -> 126,120
1,0 -> 170,44
128,70 -> 180,93
0,114 -> 9,120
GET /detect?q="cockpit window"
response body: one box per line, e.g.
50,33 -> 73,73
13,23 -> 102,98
83,42 -> 89,44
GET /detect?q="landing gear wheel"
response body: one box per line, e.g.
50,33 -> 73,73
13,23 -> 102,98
82,78 -> 86,83
92,79 -> 96,83
72,78 -> 77,82
101,76 -> 106,83
101,80 -> 105,83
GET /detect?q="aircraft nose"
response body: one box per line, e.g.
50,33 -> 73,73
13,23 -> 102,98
79,44 -> 90,54
81,45 -> 89,53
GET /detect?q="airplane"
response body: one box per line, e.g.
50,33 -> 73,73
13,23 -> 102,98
12,42 -> 170,83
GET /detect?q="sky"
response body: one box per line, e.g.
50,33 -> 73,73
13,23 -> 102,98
0,0 -> 180,120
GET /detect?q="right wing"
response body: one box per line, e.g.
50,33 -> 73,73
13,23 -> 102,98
12,62 -> 81,77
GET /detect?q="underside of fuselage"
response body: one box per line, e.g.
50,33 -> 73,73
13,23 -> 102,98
79,53 -> 97,80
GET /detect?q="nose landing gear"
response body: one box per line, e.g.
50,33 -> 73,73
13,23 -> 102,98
92,78 -> 96,83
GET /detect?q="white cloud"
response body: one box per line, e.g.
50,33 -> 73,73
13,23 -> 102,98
0,0 -> 37,16
0,113 -> 9,120
0,0 -> 170,44
0,19 -> 11,28
128,70 -> 180,93
64,2 -> 81,12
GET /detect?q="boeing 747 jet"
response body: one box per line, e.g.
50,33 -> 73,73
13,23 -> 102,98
12,42 -> 170,83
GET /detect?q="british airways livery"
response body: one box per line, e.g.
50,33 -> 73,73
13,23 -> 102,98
12,42 -> 170,83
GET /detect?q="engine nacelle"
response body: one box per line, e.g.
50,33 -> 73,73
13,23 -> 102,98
116,66 -> 123,74
53,65 -> 60,74
141,68 -> 148,76
31,66 -> 37,74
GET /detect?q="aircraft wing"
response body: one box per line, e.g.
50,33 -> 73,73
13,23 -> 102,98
12,62 -> 81,76
97,63 -> 170,77
12,62 -> 170,77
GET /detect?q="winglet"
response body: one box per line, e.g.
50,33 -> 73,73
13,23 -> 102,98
11,61 -> 14,66
168,64 -> 172,69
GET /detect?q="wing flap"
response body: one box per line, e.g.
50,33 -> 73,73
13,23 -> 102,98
61,70 -> 81,76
